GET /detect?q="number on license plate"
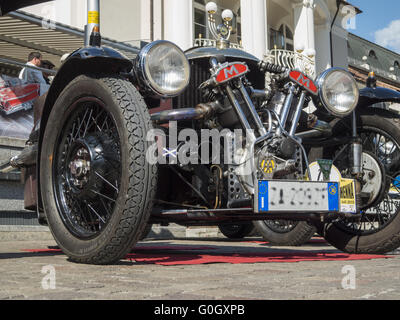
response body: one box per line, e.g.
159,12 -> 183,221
256,180 -> 340,213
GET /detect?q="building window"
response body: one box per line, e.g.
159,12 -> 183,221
194,7 -> 208,39
270,24 -> 294,51
394,61 -> 400,69
369,50 -> 377,59
237,21 -> 242,44
193,0 -> 241,44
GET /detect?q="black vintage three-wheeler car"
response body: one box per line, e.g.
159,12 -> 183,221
2,0 -> 400,264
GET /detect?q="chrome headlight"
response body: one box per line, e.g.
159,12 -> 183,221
316,68 -> 359,117
136,40 -> 190,97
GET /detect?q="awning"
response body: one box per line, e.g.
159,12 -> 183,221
0,10 -> 140,70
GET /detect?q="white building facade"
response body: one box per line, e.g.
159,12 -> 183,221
22,0 -> 355,77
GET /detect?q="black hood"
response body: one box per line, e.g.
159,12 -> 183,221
0,0 -> 53,16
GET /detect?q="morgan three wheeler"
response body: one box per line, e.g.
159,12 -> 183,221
2,0 -> 400,264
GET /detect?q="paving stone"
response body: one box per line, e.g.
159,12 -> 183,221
0,239 -> 399,300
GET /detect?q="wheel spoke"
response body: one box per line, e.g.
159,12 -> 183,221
94,171 -> 119,192
335,127 -> 400,235
90,189 -> 117,203
53,99 -> 122,239
86,203 -> 106,224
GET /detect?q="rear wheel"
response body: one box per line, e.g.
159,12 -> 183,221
40,74 -> 157,264
253,220 -> 316,246
314,110 -> 400,254
218,223 -> 255,239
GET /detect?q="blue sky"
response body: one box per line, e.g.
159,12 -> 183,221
349,0 -> 400,53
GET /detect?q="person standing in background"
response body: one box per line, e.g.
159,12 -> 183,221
19,52 -> 49,95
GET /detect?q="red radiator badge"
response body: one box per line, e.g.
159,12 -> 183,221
215,63 -> 249,84
289,71 -> 318,95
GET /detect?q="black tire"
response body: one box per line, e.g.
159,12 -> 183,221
253,221 -> 316,246
218,223 -> 255,239
313,110 -> 400,254
40,74 -> 157,264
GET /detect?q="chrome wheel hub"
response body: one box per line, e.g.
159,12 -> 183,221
361,152 -> 384,208
69,148 -> 91,188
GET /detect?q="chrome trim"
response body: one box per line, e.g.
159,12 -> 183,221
277,85 -> 295,135
225,84 -> 253,134
185,47 -> 259,63
289,91 -> 307,136
238,82 -> 267,136
135,40 -> 190,98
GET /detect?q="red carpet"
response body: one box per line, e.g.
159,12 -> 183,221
125,252 -> 390,266
22,243 -> 391,266
22,244 -> 215,254
245,237 -> 327,244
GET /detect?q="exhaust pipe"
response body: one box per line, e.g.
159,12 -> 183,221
151,103 -> 218,124
10,144 -> 38,168
297,119 -> 332,140
0,144 -> 38,173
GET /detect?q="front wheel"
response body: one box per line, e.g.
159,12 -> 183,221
313,110 -> 400,254
40,74 -> 157,264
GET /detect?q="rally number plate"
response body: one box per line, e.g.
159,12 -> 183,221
255,180 -> 340,213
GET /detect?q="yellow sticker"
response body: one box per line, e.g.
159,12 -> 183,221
88,11 -> 99,24
261,159 -> 275,174
340,178 -> 357,213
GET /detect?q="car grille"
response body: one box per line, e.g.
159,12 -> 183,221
173,60 -> 210,109
173,58 -> 263,109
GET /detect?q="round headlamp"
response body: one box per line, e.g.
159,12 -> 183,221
316,68 -> 359,117
136,40 -> 190,97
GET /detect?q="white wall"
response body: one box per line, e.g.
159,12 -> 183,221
22,0 -> 86,29
100,0 -> 142,46
22,0 -> 142,46
331,24 -> 349,69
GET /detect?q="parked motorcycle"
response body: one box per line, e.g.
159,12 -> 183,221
4,1 -> 400,264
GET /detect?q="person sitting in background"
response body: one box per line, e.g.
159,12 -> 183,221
19,52 -> 49,95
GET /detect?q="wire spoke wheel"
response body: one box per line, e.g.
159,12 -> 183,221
313,111 -> 400,254
53,98 -> 121,239
334,126 -> 400,236
40,75 -> 157,264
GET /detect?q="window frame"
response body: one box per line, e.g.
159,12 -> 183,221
192,0 -> 241,44
269,23 -> 294,51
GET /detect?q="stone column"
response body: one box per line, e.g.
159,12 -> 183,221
140,0 -> 152,42
240,0 -> 268,59
293,0 -> 315,54
315,22 -> 332,73
163,0 -> 193,51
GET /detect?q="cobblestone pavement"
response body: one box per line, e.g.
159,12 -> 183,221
0,238 -> 399,300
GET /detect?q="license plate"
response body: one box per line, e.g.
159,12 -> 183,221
255,180 -> 340,213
